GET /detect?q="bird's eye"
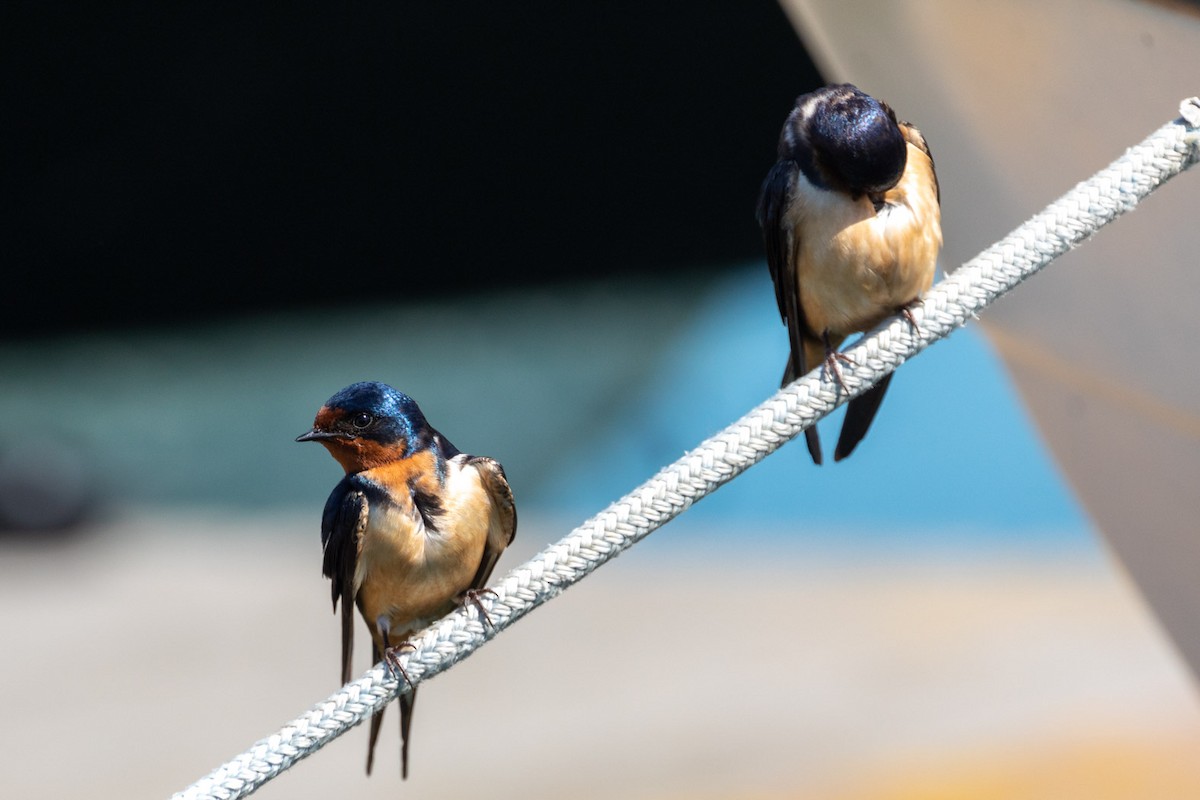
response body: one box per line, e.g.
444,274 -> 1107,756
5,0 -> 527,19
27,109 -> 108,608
350,412 -> 373,429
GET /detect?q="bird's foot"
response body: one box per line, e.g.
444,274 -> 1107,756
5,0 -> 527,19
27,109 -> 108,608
821,332 -> 854,392
458,588 -> 498,628
898,300 -> 922,334
382,642 -> 416,688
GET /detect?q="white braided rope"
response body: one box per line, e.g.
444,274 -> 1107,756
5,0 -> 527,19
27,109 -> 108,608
174,98 -> 1200,800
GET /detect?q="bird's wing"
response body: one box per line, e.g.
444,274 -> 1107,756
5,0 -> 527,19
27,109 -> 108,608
899,122 -> 940,205
759,158 -> 824,464
758,158 -> 803,332
463,456 -> 517,592
320,479 -> 368,685
758,158 -> 821,374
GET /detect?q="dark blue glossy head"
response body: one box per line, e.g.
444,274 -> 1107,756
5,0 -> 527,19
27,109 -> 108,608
296,381 -> 431,458
789,84 -> 907,196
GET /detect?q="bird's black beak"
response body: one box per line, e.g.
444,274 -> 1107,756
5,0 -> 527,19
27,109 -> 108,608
296,428 -> 346,443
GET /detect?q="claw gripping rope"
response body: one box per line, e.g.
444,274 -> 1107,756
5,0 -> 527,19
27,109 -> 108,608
174,98 -> 1199,800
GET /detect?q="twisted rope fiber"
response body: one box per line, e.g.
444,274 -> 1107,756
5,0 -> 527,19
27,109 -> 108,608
175,99 -> 1199,800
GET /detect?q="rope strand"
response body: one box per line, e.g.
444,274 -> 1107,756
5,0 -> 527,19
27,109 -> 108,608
173,97 -> 1200,800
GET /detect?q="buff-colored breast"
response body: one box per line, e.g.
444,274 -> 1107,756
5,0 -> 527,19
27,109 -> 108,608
788,140 -> 941,341
353,456 -> 492,647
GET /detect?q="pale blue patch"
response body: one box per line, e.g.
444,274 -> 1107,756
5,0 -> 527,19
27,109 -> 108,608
536,265 -> 1093,547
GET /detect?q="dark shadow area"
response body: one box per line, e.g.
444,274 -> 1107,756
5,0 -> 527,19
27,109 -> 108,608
4,3 -> 820,338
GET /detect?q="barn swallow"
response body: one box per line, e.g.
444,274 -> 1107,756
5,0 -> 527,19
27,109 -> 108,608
757,83 -> 941,463
297,381 -> 516,778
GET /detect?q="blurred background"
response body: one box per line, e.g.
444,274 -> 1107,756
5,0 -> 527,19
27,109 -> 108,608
3,1 -> 1199,797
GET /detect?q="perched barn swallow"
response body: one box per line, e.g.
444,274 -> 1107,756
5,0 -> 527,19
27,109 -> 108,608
297,381 -> 516,778
757,83 -> 941,463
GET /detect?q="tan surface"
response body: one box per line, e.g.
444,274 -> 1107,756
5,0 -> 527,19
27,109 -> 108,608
825,736 -> 1200,800
2,513 -> 1197,798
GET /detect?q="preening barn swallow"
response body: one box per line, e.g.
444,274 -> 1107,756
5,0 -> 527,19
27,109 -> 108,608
297,381 -> 516,778
757,83 -> 941,463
